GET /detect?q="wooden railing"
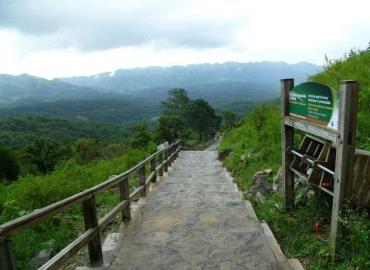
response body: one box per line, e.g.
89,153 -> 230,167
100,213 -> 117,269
0,141 -> 182,270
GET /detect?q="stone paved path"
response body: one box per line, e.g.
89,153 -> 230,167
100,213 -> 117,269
108,150 -> 289,270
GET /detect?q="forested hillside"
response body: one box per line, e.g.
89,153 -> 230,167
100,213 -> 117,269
219,48 -> 370,269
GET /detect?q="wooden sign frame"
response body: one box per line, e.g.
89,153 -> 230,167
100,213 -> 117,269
280,78 -> 359,261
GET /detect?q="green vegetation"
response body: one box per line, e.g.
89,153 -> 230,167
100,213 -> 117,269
219,47 -> 370,269
156,88 -> 220,144
310,47 -> 370,150
0,88 -> 221,268
219,105 -> 369,269
0,116 -> 131,149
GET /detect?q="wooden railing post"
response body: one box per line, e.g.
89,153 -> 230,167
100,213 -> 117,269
119,177 -> 130,222
281,78 -> 295,211
159,152 -> 164,177
151,157 -> 157,183
0,237 -> 17,270
82,196 -> 103,267
329,80 -> 359,261
139,165 -> 146,197
164,149 -> 169,172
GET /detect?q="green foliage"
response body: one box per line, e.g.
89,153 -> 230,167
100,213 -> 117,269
221,110 -> 237,131
219,103 -> 370,269
0,116 -> 131,149
24,138 -> 68,174
130,123 -> 152,149
157,88 -> 220,143
0,147 -> 153,268
310,47 -> 370,150
72,138 -> 100,164
0,145 -> 20,181
186,99 -> 220,141
161,88 -> 191,114
156,114 -> 187,143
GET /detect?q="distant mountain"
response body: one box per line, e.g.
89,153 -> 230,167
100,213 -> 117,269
0,74 -> 108,107
0,61 -> 320,124
60,61 -> 321,93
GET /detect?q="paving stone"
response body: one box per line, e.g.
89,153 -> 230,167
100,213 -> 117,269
108,150 -> 284,270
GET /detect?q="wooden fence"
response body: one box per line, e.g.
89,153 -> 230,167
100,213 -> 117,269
349,149 -> 370,208
0,141 -> 182,270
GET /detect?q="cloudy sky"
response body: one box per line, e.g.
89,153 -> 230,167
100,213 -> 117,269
0,0 -> 369,79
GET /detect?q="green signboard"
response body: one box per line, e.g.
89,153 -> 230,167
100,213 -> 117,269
289,82 -> 339,130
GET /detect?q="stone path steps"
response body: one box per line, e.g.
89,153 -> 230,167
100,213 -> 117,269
108,150 -> 299,270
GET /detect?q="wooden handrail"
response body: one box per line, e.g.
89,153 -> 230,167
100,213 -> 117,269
0,140 -> 182,270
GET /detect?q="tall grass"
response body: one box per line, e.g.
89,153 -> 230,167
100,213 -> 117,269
219,105 -> 370,270
0,146 -> 155,269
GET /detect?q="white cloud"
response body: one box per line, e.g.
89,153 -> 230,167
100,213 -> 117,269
0,0 -> 369,78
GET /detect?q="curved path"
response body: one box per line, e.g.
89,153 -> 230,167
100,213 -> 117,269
108,150 -> 296,270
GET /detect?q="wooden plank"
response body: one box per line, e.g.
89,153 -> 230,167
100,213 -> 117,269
98,200 -> 129,231
281,78 -> 295,211
82,196 -> 103,267
0,191 -> 93,237
151,157 -> 157,182
329,80 -> 359,261
145,171 -> 156,186
159,152 -> 164,177
129,186 -> 145,202
119,177 -> 130,222
39,228 -> 98,270
284,116 -> 338,142
164,150 -> 169,172
138,165 -> 146,197
0,140 -> 183,268
0,238 -> 17,270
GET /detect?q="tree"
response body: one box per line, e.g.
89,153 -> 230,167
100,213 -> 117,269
161,88 -> 190,115
0,145 -> 20,181
24,138 -> 64,174
222,110 -> 237,130
130,123 -> 151,149
73,138 -> 99,164
186,99 -> 220,141
156,114 -> 188,143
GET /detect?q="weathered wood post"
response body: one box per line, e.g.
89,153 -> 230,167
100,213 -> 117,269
281,78 -> 295,211
119,177 -> 131,222
0,237 -> 17,270
159,152 -> 164,177
164,149 -> 169,173
82,196 -> 103,267
139,165 -> 146,197
150,157 -> 157,182
329,80 -> 359,260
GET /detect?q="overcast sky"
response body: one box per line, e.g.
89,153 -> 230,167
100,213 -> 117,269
0,0 -> 369,79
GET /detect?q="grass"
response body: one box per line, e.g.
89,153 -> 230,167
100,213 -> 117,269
218,105 -> 370,270
0,145 -> 156,269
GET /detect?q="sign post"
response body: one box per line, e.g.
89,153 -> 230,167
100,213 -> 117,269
281,78 -> 360,261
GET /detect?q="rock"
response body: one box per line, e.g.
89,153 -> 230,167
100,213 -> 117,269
28,240 -> 56,270
250,169 -> 272,195
307,189 -> 316,200
103,233 -> 125,264
272,167 -> 282,192
157,141 -> 169,151
255,192 -> 266,204
218,149 -> 232,160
